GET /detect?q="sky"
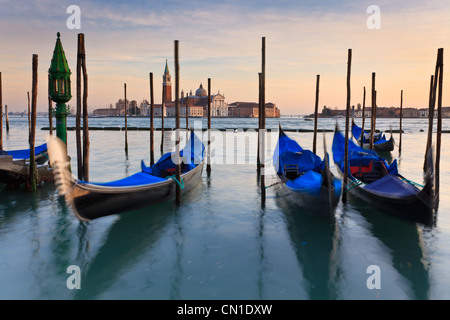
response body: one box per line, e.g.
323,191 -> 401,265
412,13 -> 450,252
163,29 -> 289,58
0,0 -> 448,115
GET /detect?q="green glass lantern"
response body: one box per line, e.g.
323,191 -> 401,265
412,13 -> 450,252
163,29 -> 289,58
48,32 -> 72,144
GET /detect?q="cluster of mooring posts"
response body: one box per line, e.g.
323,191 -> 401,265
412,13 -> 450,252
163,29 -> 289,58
338,48 -> 443,212
0,53 -> 54,190
0,33 -> 444,221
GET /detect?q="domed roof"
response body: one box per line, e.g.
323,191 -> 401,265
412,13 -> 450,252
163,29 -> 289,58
195,83 -> 207,97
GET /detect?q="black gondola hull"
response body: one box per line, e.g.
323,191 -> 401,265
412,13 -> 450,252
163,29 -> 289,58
337,166 -> 435,225
276,173 -> 340,217
364,136 -> 395,153
69,161 -> 204,221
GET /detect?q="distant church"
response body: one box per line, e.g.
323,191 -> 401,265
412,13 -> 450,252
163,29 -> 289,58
158,60 -> 228,117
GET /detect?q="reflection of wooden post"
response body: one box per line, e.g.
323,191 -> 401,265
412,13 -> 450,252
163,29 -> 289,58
313,74 -> 320,154
0,72 -> 3,150
361,86 -> 366,146
343,49 -> 352,204
124,83 -> 128,154
174,40 -> 181,207
29,54 -> 38,191
399,90 -> 403,154
149,72 -> 155,165
81,34 -> 89,182
207,78 -> 211,175
5,105 -> 9,132
435,48 -> 444,204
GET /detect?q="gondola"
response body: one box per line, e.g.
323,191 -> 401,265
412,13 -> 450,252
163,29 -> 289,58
0,143 -> 53,185
47,131 -> 205,221
351,119 -> 394,152
273,126 -> 342,216
332,126 -> 435,225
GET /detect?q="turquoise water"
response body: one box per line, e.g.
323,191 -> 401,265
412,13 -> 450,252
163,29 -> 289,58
0,116 -> 449,300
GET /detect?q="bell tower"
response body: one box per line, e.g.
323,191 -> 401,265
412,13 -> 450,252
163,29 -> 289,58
162,60 -> 172,103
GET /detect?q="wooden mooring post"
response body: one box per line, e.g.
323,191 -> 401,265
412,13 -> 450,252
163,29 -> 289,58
29,54 -> 38,191
312,74 -> 320,154
361,86 -> 366,147
257,72 -> 262,175
260,36 -> 266,205
5,105 -> 9,132
81,34 -> 89,182
424,75 -> 435,171
27,92 -> 31,136
207,77 -> 211,175
435,48 -> 444,205
342,48 -> 352,204
161,85 -> 165,154
0,72 -> 3,150
149,72 -> 155,165
76,33 -> 89,181
174,40 -> 181,207
399,90 -> 403,154
76,34 -> 83,180
48,84 -> 53,135
370,72 -> 376,151
124,83 -> 128,154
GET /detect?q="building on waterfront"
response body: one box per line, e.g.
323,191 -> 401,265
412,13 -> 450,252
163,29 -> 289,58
228,102 -> 280,118
92,103 -> 119,116
92,60 -> 282,118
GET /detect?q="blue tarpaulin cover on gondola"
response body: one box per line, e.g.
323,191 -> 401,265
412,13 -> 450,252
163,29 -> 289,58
273,131 -> 324,175
90,172 -> 167,187
333,130 -> 380,172
333,129 -> 398,175
4,143 -> 47,160
143,131 -> 204,176
273,128 -> 342,205
286,170 -> 323,195
352,122 -> 385,144
81,131 -> 204,187
363,174 -> 418,197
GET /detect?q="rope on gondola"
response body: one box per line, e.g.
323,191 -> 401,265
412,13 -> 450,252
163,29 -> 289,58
400,177 -> 424,188
167,175 -> 185,190
345,179 -> 362,192
264,181 -> 281,189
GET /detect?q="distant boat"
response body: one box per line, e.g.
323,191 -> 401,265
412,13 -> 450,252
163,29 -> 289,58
352,119 -> 394,153
303,117 -> 313,121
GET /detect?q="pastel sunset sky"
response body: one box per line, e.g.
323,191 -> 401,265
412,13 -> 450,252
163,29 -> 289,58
0,0 -> 448,115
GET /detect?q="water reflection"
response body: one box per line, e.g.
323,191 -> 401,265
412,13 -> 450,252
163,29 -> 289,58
0,183 -> 55,229
276,192 -> 337,299
73,202 -> 174,299
353,198 -> 430,299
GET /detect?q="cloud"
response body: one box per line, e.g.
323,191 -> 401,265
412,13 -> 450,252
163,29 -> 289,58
0,0 -> 448,114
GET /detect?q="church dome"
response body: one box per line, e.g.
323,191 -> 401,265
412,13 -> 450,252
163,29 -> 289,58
195,83 -> 207,97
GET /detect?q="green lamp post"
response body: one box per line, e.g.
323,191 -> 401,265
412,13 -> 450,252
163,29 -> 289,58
48,32 -> 72,144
